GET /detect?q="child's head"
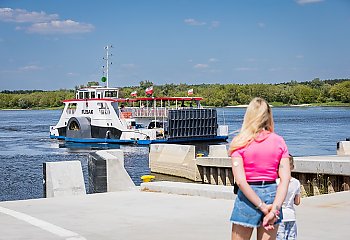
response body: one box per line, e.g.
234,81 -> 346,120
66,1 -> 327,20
289,154 -> 294,171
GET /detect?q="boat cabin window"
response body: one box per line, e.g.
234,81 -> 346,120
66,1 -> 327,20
148,121 -> 165,129
97,93 -> 101,98
135,123 -> 145,129
91,92 -> 95,99
79,92 -> 84,99
84,92 -> 89,99
111,102 -> 120,115
68,103 -> 77,109
104,91 -> 118,98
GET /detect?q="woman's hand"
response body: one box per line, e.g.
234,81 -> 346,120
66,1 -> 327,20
262,211 -> 277,230
262,209 -> 280,230
259,203 -> 272,215
261,204 -> 276,230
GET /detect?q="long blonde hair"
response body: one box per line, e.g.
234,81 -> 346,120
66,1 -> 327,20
228,97 -> 274,155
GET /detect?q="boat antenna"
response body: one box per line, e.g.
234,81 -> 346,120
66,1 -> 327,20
222,109 -> 226,125
103,45 -> 113,88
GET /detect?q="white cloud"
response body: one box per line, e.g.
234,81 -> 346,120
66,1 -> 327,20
27,20 -> 94,34
234,67 -> 257,71
121,63 -> 136,69
208,69 -> 221,73
194,64 -> 209,69
209,58 -> 219,62
258,22 -> 266,28
19,65 -> 42,71
0,8 -> 94,34
246,58 -> 257,62
67,72 -> 79,76
0,8 -> 58,23
210,21 -> 220,29
184,18 -> 206,26
295,0 -> 324,5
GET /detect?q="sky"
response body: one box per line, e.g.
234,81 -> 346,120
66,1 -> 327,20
0,0 -> 350,90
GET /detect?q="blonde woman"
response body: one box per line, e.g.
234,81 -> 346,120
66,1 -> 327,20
229,97 -> 291,240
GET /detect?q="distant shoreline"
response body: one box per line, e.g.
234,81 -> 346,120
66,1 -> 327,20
1,104 -> 349,111
226,105 -> 249,108
226,104 -> 312,108
226,103 -> 350,108
0,107 -> 63,111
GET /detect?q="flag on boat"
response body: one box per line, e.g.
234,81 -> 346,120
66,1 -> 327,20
187,88 -> 194,95
130,90 -> 137,97
145,86 -> 154,95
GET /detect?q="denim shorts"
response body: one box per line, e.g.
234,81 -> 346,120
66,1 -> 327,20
230,183 -> 283,228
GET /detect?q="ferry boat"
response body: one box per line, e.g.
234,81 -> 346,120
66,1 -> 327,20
49,46 -> 228,145
49,88 -> 229,145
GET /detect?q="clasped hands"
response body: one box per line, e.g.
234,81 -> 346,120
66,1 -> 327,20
259,203 -> 279,230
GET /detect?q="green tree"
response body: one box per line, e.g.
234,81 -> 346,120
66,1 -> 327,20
330,81 -> 350,103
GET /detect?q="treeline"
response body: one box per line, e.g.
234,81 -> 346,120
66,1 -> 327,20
121,78 -> 350,106
0,79 -> 349,109
0,90 -> 74,109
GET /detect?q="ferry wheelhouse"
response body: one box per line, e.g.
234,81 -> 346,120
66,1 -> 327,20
49,86 -> 229,145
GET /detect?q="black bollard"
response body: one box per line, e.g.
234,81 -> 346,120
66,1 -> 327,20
88,152 -> 107,193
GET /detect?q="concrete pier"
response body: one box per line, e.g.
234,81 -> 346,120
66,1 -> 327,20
0,182 -> 349,240
149,144 -> 350,195
149,144 -> 201,181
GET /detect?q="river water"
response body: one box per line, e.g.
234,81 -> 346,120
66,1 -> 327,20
0,107 -> 349,201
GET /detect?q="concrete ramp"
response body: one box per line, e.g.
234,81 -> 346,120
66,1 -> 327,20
44,161 -> 86,198
149,144 -> 201,181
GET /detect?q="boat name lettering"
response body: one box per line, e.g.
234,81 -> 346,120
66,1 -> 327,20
82,109 -> 93,114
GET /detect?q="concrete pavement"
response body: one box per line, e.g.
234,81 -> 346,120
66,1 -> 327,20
0,182 -> 349,240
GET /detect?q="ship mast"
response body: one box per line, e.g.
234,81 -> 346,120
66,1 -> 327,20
103,45 -> 113,88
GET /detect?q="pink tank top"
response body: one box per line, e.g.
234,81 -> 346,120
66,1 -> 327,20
231,131 -> 289,181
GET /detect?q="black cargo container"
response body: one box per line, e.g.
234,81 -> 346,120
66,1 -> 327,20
168,109 -> 217,139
